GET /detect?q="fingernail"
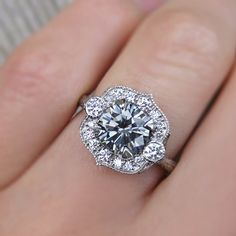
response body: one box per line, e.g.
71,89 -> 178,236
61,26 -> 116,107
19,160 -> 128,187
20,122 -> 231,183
133,0 -> 164,12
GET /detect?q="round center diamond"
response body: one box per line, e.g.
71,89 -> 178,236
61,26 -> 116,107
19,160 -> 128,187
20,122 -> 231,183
97,99 -> 155,159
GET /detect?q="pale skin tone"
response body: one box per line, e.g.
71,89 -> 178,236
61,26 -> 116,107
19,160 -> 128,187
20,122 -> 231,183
0,0 -> 236,235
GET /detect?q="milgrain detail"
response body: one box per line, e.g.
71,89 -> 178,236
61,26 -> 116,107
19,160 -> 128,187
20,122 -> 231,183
0,0 -> 73,65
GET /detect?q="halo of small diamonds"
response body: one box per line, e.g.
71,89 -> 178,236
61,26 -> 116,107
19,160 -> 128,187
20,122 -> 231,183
85,96 -> 104,117
80,86 -> 170,174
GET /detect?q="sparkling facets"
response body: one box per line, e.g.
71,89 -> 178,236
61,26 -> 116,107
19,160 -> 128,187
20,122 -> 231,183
149,108 -> 170,141
96,148 -> 112,165
87,138 -> 101,152
104,87 -> 136,104
85,96 -> 104,117
113,158 -> 123,169
122,160 -> 143,172
103,88 -> 124,104
150,108 -> 162,119
125,92 -> 136,103
132,163 -> 144,172
109,88 -> 124,97
132,157 -> 146,172
81,125 -> 95,141
143,142 -> 165,163
136,94 -> 154,112
80,86 -> 170,174
123,161 -> 133,171
134,156 -> 145,165
154,119 -> 169,140
97,99 -> 155,158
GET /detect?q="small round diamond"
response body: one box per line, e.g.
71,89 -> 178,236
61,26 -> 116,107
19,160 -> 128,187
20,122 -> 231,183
103,88 -> 124,104
126,92 -> 136,102
123,161 -> 133,171
87,120 -> 98,128
96,149 -> 112,165
154,120 -> 169,140
150,109 -> 162,119
143,142 -> 165,163
109,88 -> 124,98
134,156 -> 145,165
87,139 -> 100,151
113,158 -> 123,169
136,95 -> 154,112
85,97 -> 104,117
81,125 -> 94,141
104,87 -> 136,104
132,163 -> 143,172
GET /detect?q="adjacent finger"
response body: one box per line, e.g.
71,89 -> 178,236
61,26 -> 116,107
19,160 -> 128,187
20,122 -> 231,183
143,65 -> 236,235
0,0 -> 151,188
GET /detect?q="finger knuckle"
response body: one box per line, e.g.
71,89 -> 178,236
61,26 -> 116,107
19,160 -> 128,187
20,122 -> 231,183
141,10 -> 221,76
3,49 -> 55,101
152,10 -> 219,56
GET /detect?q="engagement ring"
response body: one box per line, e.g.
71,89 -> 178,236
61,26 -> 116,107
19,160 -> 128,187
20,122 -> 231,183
77,86 -> 176,174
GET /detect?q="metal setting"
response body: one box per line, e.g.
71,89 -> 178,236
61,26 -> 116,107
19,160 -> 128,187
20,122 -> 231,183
78,86 -> 175,174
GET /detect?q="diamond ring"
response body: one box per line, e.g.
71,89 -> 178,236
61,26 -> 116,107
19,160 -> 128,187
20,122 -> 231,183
77,86 -> 176,174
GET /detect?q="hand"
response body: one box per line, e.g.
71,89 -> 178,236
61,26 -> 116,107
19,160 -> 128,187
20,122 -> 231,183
0,0 -> 236,235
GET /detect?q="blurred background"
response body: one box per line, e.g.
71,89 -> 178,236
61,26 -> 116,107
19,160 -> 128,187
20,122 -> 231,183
0,0 -> 73,65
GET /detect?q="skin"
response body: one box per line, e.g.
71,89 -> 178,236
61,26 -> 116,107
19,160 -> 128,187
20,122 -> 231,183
0,0 -> 236,235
